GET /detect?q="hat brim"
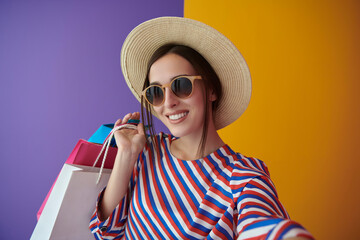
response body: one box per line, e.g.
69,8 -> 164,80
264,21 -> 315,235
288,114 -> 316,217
121,17 -> 251,130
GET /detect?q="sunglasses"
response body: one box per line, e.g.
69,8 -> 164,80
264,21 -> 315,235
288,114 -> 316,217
142,75 -> 202,106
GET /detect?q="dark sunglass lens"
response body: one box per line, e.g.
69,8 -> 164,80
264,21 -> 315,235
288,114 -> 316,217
146,86 -> 163,106
172,77 -> 192,98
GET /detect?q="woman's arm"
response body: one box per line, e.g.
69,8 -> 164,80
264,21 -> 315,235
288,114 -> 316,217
232,171 -> 314,240
98,112 -> 146,221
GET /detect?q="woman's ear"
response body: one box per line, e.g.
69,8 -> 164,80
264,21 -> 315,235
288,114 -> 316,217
208,89 -> 217,102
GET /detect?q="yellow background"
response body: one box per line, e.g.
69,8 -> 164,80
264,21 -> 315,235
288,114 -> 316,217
185,0 -> 360,239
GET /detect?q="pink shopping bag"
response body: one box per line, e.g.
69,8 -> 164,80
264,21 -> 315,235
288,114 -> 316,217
36,139 -> 117,220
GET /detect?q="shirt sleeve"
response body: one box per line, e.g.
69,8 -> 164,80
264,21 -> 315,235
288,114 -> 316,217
233,175 -> 314,240
89,153 -> 142,240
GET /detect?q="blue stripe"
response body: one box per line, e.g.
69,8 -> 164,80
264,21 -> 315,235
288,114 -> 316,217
215,147 -> 233,166
203,194 -> 228,211
244,218 -> 282,230
215,224 -> 232,240
205,154 -> 225,178
237,193 -> 279,220
276,221 -> 304,239
245,177 -> 287,217
241,203 -> 275,215
182,160 -> 207,194
124,223 -> 134,240
196,159 -> 215,185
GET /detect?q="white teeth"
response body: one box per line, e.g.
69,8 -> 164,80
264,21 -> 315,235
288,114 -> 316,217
168,112 -> 188,120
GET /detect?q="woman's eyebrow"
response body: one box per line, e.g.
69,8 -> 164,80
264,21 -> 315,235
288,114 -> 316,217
149,82 -> 160,86
149,74 -> 191,86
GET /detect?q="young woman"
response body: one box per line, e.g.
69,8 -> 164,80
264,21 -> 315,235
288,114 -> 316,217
89,17 -> 314,240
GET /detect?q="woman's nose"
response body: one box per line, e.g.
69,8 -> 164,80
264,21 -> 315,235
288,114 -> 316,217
163,88 -> 179,108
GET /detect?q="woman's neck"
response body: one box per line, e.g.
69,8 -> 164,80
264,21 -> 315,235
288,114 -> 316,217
170,123 -> 225,161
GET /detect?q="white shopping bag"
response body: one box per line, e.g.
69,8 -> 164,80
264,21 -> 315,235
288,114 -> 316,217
31,164 -> 111,240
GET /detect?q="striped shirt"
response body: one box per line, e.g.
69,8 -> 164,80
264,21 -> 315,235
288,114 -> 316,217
89,133 -> 313,240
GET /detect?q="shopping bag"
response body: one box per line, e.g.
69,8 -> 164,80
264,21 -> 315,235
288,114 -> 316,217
31,164 -> 111,240
88,123 -> 116,146
36,139 -> 117,220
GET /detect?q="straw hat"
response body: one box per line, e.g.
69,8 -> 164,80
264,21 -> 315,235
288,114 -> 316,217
121,16 -> 251,130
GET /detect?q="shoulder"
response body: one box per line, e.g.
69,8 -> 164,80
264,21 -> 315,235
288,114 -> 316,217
225,147 -> 274,195
233,154 -> 270,178
223,145 -> 270,178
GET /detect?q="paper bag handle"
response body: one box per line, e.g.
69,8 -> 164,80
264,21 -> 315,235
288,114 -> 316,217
93,123 -> 137,184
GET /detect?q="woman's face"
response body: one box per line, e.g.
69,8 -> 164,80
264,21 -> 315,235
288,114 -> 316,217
148,53 -> 208,138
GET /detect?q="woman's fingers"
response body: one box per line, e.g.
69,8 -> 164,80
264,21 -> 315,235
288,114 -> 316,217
114,118 -> 123,127
122,113 -> 132,124
131,112 -> 140,120
114,112 -> 141,132
137,122 -> 145,134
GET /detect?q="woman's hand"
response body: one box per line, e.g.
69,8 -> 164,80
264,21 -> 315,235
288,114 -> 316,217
113,112 -> 146,162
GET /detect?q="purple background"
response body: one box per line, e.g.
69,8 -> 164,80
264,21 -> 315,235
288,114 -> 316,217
0,0 -> 183,238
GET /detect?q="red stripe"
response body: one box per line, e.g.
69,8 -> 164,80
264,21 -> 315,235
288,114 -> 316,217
241,189 -> 280,215
248,178 -> 287,217
250,157 -> 262,170
239,218 -> 269,235
232,171 -> 259,178
242,233 -> 267,240
298,232 -> 315,240
237,158 -> 253,169
273,220 -> 293,240
240,209 -> 270,219
240,201 -> 278,216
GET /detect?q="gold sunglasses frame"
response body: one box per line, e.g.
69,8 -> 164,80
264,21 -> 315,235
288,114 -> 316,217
142,75 -> 202,106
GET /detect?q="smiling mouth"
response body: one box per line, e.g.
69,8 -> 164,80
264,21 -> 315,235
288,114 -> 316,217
168,111 -> 189,120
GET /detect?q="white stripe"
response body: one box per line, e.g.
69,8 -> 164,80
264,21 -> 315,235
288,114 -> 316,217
241,186 -> 284,217
238,197 -> 279,219
207,187 -> 230,207
237,216 -> 269,233
201,160 -> 218,182
219,206 -> 235,237
241,206 -> 273,216
251,177 -> 277,197
187,160 -> 211,189
282,228 -> 312,239
238,224 -> 275,240
266,219 -> 288,240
